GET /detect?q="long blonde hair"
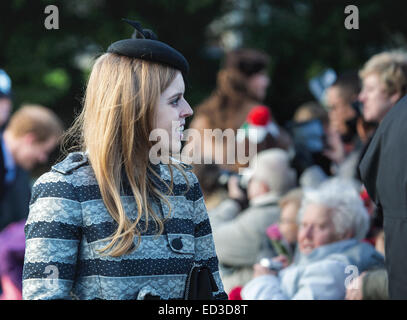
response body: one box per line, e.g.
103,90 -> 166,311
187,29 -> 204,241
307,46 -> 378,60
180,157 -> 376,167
63,53 -> 188,257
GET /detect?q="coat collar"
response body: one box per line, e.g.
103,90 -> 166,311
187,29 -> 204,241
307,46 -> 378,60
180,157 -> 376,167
296,238 -> 358,265
52,151 -> 88,175
249,192 -> 280,207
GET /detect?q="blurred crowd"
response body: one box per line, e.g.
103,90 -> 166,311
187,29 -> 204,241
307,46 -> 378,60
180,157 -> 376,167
193,48 -> 407,300
1,47 -> 407,299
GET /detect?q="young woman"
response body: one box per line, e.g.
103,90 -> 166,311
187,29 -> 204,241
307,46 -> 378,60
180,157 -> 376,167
22,20 -> 227,300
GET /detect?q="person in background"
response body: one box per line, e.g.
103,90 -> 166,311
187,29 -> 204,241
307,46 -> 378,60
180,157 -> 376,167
191,48 -> 270,137
359,50 -> 407,124
299,165 -> 328,190
324,72 -> 360,174
228,188 -> 302,300
261,188 -> 303,264
324,72 -> 378,180
192,163 -> 229,211
189,48 -> 292,172
359,51 -> 407,299
357,51 -> 407,170
236,105 -> 294,170
0,105 -> 63,231
346,235 -> 388,300
293,101 -> 329,126
0,219 -> 26,300
346,215 -> 387,300
289,101 -> 330,177
241,178 -> 383,300
0,69 -> 13,132
0,69 -> 13,198
325,72 -> 360,147
210,148 -> 296,293
358,50 -> 407,299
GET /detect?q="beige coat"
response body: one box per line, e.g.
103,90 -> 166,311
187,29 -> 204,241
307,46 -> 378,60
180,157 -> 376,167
209,193 -> 281,293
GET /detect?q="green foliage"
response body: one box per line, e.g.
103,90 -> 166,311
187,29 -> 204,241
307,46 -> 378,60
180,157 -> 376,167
0,0 -> 227,127
43,68 -> 70,91
2,0 -> 407,129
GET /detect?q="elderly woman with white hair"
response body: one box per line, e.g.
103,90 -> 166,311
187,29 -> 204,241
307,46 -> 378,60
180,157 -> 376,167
241,178 -> 384,300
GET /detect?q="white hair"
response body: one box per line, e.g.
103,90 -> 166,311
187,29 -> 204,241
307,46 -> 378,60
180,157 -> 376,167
250,148 -> 297,196
299,165 -> 327,189
298,177 -> 370,240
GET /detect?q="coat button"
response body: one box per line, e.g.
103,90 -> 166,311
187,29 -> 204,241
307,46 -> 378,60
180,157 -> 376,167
171,237 -> 183,250
71,154 -> 83,162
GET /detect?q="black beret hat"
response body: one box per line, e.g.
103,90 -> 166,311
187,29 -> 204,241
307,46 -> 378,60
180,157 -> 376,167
107,19 -> 189,76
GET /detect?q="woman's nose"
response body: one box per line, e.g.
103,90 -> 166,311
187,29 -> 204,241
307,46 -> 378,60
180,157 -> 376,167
181,100 -> 193,118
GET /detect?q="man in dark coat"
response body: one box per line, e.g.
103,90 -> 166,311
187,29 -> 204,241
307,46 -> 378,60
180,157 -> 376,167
358,50 -> 407,299
0,105 -> 63,231
359,94 -> 407,299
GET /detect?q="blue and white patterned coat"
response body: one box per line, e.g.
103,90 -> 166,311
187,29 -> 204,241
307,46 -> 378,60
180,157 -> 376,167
22,152 -> 227,300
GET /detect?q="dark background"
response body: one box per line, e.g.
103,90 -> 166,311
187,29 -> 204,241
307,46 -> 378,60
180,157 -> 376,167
1,0 -> 407,175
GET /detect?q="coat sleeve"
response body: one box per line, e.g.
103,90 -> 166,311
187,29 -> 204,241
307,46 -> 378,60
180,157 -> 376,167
358,133 -> 380,204
241,274 -> 289,300
192,181 -> 228,300
212,208 -> 265,267
362,268 -> 389,300
22,171 -> 82,300
242,257 -> 349,300
208,198 -> 241,230
290,258 -> 348,300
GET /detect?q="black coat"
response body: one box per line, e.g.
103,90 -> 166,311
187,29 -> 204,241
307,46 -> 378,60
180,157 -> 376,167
359,94 -> 407,299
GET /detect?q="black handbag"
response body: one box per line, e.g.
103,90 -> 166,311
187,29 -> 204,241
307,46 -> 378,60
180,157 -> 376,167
184,264 -> 219,300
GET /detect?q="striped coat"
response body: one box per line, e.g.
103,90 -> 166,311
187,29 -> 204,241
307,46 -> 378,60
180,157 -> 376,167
22,152 -> 227,300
